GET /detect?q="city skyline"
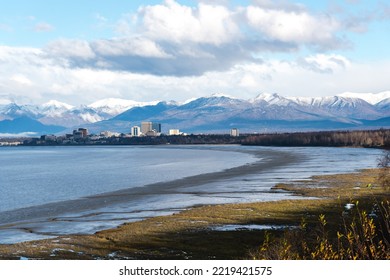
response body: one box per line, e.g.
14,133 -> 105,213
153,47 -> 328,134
0,0 -> 389,105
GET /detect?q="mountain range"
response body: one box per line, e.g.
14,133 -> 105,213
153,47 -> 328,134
0,92 -> 389,136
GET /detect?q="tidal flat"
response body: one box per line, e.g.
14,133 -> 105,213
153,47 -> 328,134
0,145 -> 382,246
1,168 -> 388,260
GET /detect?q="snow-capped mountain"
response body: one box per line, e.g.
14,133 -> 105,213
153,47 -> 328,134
338,91 -> 390,105
181,94 -> 247,110
38,100 -> 75,121
252,92 -> 296,106
107,93 -> 390,133
88,98 -> 159,116
0,92 -> 389,135
295,96 -> 380,119
0,103 -> 41,120
41,100 -> 74,112
377,98 -> 390,112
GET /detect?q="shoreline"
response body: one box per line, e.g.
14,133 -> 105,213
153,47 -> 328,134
0,167 -> 388,259
0,146 -> 386,259
0,146 -> 304,244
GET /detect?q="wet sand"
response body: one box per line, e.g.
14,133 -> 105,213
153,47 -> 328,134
0,168 -> 387,260
0,147 -> 303,243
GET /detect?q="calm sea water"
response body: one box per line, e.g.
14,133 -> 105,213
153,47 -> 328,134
0,145 -> 257,212
0,145 -> 384,244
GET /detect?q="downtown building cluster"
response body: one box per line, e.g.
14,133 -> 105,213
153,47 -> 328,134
23,121 -> 192,145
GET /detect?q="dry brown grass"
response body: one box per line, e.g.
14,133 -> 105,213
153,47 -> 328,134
251,200 -> 390,260
0,168 -> 388,260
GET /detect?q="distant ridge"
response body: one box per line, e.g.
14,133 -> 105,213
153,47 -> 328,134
0,91 -> 389,135
0,117 -> 65,135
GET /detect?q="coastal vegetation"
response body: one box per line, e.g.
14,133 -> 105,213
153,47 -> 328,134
252,199 -> 389,260
241,129 -> 390,148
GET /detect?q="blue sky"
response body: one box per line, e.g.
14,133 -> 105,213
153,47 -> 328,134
0,0 -> 389,105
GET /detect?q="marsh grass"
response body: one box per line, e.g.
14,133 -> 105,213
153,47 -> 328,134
252,199 -> 390,260
377,150 -> 390,189
0,168 -> 389,260
252,161 -> 390,260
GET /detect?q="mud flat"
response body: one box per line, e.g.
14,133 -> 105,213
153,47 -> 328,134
0,147 -> 307,244
1,167 -> 388,260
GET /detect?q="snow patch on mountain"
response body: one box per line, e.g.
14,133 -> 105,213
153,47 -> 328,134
252,93 -> 294,106
310,96 -> 365,108
288,96 -> 314,106
338,91 -> 390,105
42,100 -> 74,110
0,91 -> 389,133
79,113 -> 104,123
89,98 -> 159,115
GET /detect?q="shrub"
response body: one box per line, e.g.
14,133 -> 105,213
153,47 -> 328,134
378,150 -> 390,189
251,200 -> 390,260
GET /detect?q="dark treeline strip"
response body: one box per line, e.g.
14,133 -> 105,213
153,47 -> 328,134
20,129 -> 390,148
20,134 -> 245,146
241,129 -> 390,148
107,134 -> 243,145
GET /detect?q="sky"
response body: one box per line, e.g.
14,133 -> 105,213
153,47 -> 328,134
0,0 -> 389,105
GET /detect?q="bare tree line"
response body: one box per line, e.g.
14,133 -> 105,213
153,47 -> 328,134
241,129 -> 390,148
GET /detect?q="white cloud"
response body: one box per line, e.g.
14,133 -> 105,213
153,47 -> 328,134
235,59 -> 390,98
45,39 -> 96,60
92,37 -> 171,58
0,43 -> 389,105
299,54 -> 351,73
29,0 -> 351,77
0,1 -> 388,105
34,22 -> 54,32
10,74 -> 33,86
245,5 -> 341,47
95,13 -> 108,22
138,0 -> 240,45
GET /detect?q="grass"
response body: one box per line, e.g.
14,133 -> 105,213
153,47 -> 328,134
0,169 -> 389,260
251,200 -> 390,260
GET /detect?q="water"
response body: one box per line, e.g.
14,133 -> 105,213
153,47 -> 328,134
0,145 -> 383,244
0,145 -> 256,212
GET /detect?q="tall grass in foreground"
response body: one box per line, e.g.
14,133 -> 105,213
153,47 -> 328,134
252,200 -> 390,260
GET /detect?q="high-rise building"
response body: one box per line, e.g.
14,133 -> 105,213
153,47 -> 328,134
78,128 -> 88,138
141,122 -> 152,134
141,122 -> 161,134
152,123 -> 161,133
230,128 -> 239,137
131,126 -> 141,137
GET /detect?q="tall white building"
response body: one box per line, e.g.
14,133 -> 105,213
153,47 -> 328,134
131,126 -> 141,137
230,128 -> 239,137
